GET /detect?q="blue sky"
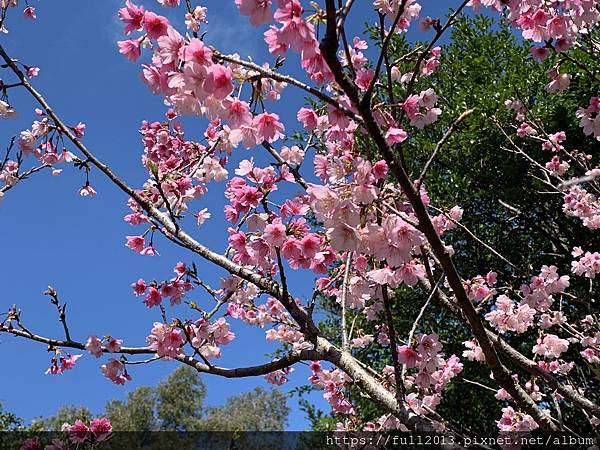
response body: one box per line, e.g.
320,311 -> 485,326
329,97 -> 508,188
0,0 -> 459,429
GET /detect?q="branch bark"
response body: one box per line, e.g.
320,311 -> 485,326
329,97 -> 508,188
318,2 -> 558,432
0,42 -> 320,340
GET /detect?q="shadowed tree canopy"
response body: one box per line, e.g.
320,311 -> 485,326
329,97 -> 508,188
302,14 -> 600,434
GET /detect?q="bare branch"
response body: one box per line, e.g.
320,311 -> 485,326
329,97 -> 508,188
416,108 -> 475,189
340,252 -> 352,350
319,3 -> 557,431
0,43 -> 320,340
214,51 -> 363,124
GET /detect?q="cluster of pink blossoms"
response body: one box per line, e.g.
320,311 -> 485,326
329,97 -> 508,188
264,367 -> 293,385
18,115 -> 81,164
336,333 -> 463,422
571,247 -> 600,279
225,175 -> 334,275
132,262 -> 194,307
308,361 -> 355,415
401,88 -> 442,129
391,334 -> 463,416
45,353 -> 81,376
62,418 -> 113,444
470,0 -> 600,55
462,339 -> 485,362
118,0 -> 291,150
497,406 -> 539,433
532,333 -> 569,359
147,322 -> 186,358
85,335 -> 123,357
520,265 -> 570,312
100,358 -> 131,385
122,119 -> 233,255
485,266 -> 570,333
485,295 -> 536,334
187,317 -> 236,358
21,417 -> 113,447
545,155 -> 569,176
142,315 -> 236,361
494,376 -> 544,406
465,271 -> 497,302
373,0 -> 422,33
0,112 -> 84,196
576,96 -> 600,140
563,182 -> 600,229
243,0 -> 333,84
579,315 -> 600,365
227,287 -> 291,328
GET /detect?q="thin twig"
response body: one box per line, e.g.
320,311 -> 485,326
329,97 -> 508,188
416,108 -> 474,189
340,252 -> 352,350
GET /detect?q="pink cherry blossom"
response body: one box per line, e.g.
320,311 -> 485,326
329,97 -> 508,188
23,6 -> 36,19
118,39 -> 141,61
497,406 -> 539,432
60,354 -> 81,371
90,418 -> 113,442
143,286 -> 162,307
101,358 -> 131,384
85,335 -> 103,358
576,97 -> 600,140
235,0 -> 273,27
254,112 -> 285,143
142,11 -> 169,39
68,420 -> 89,443
72,122 -> 86,138
125,235 -> 145,253
533,334 -> 569,359
330,223 -> 360,252
118,0 -> 145,35
140,245 -> 159,256
297,107 -> 318,131
78,183 -> 97,197
203,64 -> 233,100
131,278 -> 147,295
264,219 -> 287,247
147,322 -> 185,358
106,338 -> 123,352
385,127 -> 408,144
397,345 -> 418,368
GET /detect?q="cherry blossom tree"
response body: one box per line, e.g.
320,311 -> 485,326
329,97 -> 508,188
1,0 -> 599,439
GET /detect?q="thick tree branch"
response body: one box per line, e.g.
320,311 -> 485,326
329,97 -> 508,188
318,3 -> 557,432
176,348 -> 321,378
419,276 -> 600,419
0,43 -> 320,340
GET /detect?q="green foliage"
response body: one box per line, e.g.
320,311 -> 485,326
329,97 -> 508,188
105,386 -> 157,431
38,366 -> 289,432
0,402 -> 23,431
201,387 -> 290,431
36,405 -> 93,432
155,366 -> 206,431
307,14 -> 600,434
